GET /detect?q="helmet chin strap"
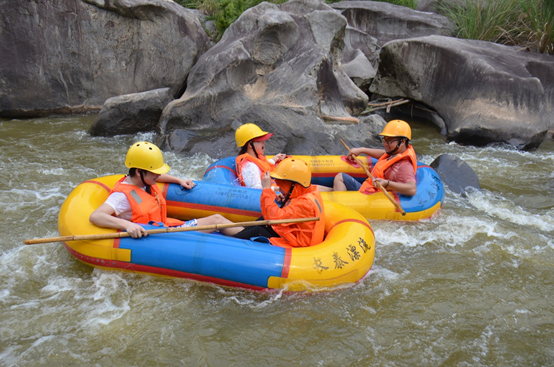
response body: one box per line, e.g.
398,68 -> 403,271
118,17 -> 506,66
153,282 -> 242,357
385,139 -> 403,156
250,142 -> 260,159
279,182 -> 295,208
139,169 -> 152,194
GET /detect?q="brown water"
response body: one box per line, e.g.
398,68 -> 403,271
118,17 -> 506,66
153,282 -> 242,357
1,115 -> 553,366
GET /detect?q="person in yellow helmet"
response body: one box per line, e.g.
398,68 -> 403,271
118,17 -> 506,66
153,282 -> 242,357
235,123 -> 286,189
232,158 -> 325,248
90,142 -> 244,238
324,120 -> 417,196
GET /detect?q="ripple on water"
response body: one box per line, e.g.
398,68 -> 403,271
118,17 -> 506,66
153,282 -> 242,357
467,189 -> 554,232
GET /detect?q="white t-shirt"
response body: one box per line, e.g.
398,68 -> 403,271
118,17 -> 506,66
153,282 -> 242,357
104,177 -> 142,221
240,158 -> 276,189
103,176 -> 198,228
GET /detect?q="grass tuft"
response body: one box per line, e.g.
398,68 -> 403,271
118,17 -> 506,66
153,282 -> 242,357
440,0 -> 554,54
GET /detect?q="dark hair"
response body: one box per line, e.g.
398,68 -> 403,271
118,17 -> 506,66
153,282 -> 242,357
239,141 -> 251,155
128,168 -> 137,177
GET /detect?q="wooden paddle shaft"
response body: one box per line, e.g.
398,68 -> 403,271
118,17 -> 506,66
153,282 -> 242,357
340,139 -> 406,215
24,217 -> 320,245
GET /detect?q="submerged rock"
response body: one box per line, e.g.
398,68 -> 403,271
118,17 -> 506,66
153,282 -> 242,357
430,154 -> 480,196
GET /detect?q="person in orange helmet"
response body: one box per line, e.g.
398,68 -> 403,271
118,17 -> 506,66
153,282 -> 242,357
235,123 -> 286,189
325,120 -> 417,196
90,142 -> 243,238
232,158 -> 325,248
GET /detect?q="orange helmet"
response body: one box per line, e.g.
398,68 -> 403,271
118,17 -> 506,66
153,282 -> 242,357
270,158 -> 311,188
379,119 -> 412,140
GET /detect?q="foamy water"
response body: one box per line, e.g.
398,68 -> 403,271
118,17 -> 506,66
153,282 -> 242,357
1,116 -> 553,366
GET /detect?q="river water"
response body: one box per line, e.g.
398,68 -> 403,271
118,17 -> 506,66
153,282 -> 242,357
1,115 -> 553,366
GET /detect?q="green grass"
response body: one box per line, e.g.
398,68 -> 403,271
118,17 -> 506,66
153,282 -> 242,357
175,0 -> 551,54
440,0 -> 554,54
520,0 -> 554,53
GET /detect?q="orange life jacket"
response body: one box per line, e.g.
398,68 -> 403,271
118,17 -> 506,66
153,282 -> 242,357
235,154 -> 275,186
359,146 -> 417,195
111,177 -> 184,227
261,185 -> 326,248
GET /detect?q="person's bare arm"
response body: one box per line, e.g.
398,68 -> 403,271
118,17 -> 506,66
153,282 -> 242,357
89,203 -> 148,238
348,147 -> 385,160
373,178 -> 417,196
158,174 -> 195,189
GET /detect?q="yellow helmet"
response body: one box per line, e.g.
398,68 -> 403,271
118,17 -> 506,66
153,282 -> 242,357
271,158 -> 311,188
125,141 -> 170,174
235,123 -> 273,147
379,119 -> 412,140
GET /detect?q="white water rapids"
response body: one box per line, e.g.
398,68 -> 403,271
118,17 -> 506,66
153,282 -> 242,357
1,115 -> 553,366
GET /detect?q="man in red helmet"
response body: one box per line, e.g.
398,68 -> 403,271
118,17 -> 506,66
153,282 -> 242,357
324,120 -> 417,196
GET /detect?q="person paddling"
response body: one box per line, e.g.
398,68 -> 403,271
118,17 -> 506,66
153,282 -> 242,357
90,141 -> 244,238
233,158 -> 325,248
321,120 -> 417,196
235,123 -> 286,189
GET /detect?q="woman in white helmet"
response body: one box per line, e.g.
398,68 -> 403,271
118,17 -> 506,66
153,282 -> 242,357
235,123 -> 286,189
90,141 -> 244,238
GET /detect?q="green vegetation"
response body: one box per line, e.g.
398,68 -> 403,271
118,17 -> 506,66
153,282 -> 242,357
175,0 -> 415,41
440,0 -> 554,54
176,0 -> 552,54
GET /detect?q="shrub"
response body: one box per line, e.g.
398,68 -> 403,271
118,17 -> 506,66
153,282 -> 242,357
175,0 -> 415,41
440,0 -> 554,54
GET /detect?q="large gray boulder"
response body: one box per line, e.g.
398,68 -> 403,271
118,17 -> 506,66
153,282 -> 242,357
157,0 -> 371,157
331,1 -> 454,46
89,88 -> 174,136
341,26 -> 380,92
370,36 -> 554,150
331,0 -> 453,92
0,0 -> 210,118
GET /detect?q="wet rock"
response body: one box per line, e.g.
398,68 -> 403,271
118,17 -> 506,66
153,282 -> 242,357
89,88 -> 174,137
430,154 -> 480,196
370,35 -> 554,150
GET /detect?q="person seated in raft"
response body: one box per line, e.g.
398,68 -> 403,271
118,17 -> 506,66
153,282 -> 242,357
89,141 -> 244,238
235,123 -> 287,189
320,119 -> 417,197
232,158 -> 325,248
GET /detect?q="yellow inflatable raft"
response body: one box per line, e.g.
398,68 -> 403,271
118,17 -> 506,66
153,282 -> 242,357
58,175 -> 375,291
203,155 -> 445,221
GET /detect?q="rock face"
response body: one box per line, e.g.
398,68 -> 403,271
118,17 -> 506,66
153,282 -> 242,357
332,0 -> 454,95
157,0 -> 371,157
332,1 -> 454,46
370,36 -> 554,150
89,88 -> 174,136
0,0 -> 210,118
